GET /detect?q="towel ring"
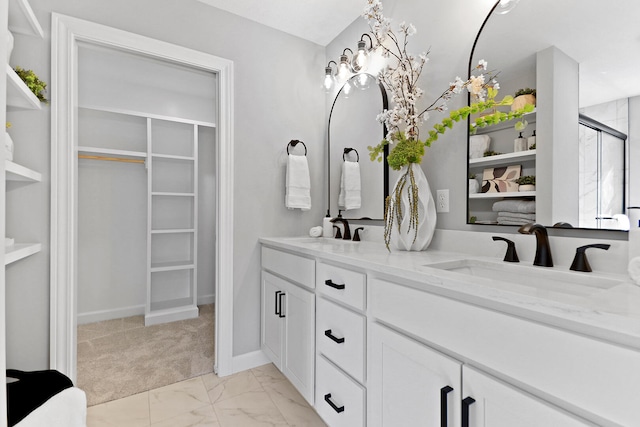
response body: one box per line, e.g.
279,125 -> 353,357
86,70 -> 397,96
343,147 -> 359,162
287,139 -> 307,156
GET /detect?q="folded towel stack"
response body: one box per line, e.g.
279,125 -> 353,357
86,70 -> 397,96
285,154 -> 311,210
338,161 -> 361,210
492,199 -> 536,225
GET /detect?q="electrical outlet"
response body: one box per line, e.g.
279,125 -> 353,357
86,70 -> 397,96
436,189 -> 449,213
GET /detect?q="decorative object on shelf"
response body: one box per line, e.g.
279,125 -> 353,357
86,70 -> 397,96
363,0 -> 531,251
5,122 -> 13,161
514,132 -> 527,152
13,66 -> 48,103
469,173 -> 480,194
516,175 -> 536,192
481,165 -> 521,193
469,135 -> 491,159
527,130 -> 536,149
483,150 -> 503,157
511,88 -> 536,111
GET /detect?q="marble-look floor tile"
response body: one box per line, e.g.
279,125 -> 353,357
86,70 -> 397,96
262,380 -> 327,427
149,377 -> 211,424
86,391 -> 150,427
251,363 -> 286,386
203,370 -> 264,404
150,404 -> 220,427
213,390 -> 289,427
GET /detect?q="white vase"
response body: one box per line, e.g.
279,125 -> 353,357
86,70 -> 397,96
388,163 -> 437,251
469,178 -> 479,194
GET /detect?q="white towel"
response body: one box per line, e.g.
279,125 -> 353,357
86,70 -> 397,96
492,199 -> 536,214
285,154 -> 311,210
496,212 -> 536,221
338,161 -> 361,210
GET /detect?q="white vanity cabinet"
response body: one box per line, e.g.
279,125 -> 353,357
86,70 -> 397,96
260,247 -> 315,404
368,322 -> 461,427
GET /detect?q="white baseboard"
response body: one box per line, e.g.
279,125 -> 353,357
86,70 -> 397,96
230,350 -> 271,375
77,304 -> 145,325
197,294 -> 215,305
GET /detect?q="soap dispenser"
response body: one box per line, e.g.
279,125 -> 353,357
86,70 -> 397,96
514,132 -> 526,152
322,211 -> 333,237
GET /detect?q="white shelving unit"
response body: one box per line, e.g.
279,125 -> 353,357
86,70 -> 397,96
5,0 -> 44,269
469,191 -> 536,199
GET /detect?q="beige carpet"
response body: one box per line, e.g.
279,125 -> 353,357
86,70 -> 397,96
77,304 -> 215,406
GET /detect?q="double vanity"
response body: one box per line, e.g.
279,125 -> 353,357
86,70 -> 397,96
260,235 -> 639,426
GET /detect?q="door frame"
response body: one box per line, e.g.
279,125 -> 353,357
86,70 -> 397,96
50,13 -> 235,380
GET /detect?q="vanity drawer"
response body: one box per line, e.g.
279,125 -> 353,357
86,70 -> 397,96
315,355 -> 365,427
316,261 -> 366,310
261,246 -> 315,289
317,297 -> 366,383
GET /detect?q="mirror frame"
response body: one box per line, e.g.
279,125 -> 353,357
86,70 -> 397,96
327,74 -> 389,220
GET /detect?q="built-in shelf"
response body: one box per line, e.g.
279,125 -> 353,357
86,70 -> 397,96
473,111 -> 536,135
79,104 -> 217,128
6,65 -> 42,110
469,191 -> 536,199
77,146 -> 147,159
5,243 -> 41,265
150,261 -> 195,272
469,150 -> 536,168
6,160 -> 41,182
151,153 -> 195,161
8,0 -> 44,37
150,228 -> 195,234
151,192 -> 195,197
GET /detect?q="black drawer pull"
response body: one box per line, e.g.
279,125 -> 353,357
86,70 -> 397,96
324,329 -> 345,344
440,385 -> 453,427
324,279 -> 345,290
278,292 -> 285,318
274,291 -> 281,316
462,396 -> 475,427
324,393 -> 344,413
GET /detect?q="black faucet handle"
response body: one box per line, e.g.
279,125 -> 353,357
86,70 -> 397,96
570,243 -> 611,272
333,225 -> 342,239
353,227 -> 364,241
492,236 -> 519,262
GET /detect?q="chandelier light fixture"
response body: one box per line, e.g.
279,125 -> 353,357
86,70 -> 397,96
323,34 -> 376,92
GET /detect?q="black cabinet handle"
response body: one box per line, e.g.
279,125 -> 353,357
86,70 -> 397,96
440,385 -> 453,427
324,279 -> 345,290
324,329 -> 345,344
274,291 -> 281,316
278,292 -> 285,318
324,393 -> 344,413
462,396 -> 475,427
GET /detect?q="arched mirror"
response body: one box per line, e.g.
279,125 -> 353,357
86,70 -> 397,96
327,74 -> 389,220
467,0 -> 640,231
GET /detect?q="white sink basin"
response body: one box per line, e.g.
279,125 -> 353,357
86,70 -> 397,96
422,259 -> 622,303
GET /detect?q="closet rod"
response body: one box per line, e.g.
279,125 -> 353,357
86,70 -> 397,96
78,154 -> 145,164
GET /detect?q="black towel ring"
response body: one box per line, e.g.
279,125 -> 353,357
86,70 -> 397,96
343,147 -> 359,162
287,139 -> 307,156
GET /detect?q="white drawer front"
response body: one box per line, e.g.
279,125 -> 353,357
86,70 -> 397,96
317,297 -> 366,383
315,355 -> 365,427
261,246 -> 315,289
317,262 -> 366,310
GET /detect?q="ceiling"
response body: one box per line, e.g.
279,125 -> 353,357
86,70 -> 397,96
195,0 -> 364,46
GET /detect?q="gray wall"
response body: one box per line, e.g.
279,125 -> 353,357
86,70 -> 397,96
7,0 -> 325,370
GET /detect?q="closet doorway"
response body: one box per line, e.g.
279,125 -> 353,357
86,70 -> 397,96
50,14 -> 234,389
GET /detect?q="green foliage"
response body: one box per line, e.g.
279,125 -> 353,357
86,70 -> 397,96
516,175 -> 536,185
469,216 -> 477,224
469,103 -> 534,134
529,142 -> 536,150
386,133 -> 425,171
468,173 -> 476,179
483,150 -> 503,157
514,88 -> 536,97
14,66 -> 48,103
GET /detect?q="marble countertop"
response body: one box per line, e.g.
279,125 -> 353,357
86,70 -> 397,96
260,236 -> 640,350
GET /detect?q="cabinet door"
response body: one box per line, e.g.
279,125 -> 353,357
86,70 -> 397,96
282,279 -> 315,405
369,323 -> 461,427
261,271 -> 284,367
462,366 -> 595,427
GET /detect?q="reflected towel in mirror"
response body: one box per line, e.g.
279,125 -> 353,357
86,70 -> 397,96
338,160 -> 361,210
286,154 -> 311,210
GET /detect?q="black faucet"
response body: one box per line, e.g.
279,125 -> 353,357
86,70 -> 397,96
518,223 -> 553,267
570,244 -> 611,272
492,236 -> 519,262
331,217 -> 351,240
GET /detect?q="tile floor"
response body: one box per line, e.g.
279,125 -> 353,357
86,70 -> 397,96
86,363 -> 327,427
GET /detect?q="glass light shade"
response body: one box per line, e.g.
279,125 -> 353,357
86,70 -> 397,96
323,66 -> 336,92
337,54 -> 352,82
341,81 -> 353,98
353,40 -> 368,72
353,73 -> 374,90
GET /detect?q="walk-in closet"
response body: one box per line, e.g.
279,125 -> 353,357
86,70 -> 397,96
74,42 -> 218,405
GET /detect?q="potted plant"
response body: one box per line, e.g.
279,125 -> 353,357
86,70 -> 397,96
468,173 -> 479,194
364,0 -> 533,251
13,66 -> 48,103
511,88 -> 536,111
516,175 -> 536,192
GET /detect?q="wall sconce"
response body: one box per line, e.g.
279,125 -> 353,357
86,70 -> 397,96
324,34 -> 376,93
496,0 -> 520,14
